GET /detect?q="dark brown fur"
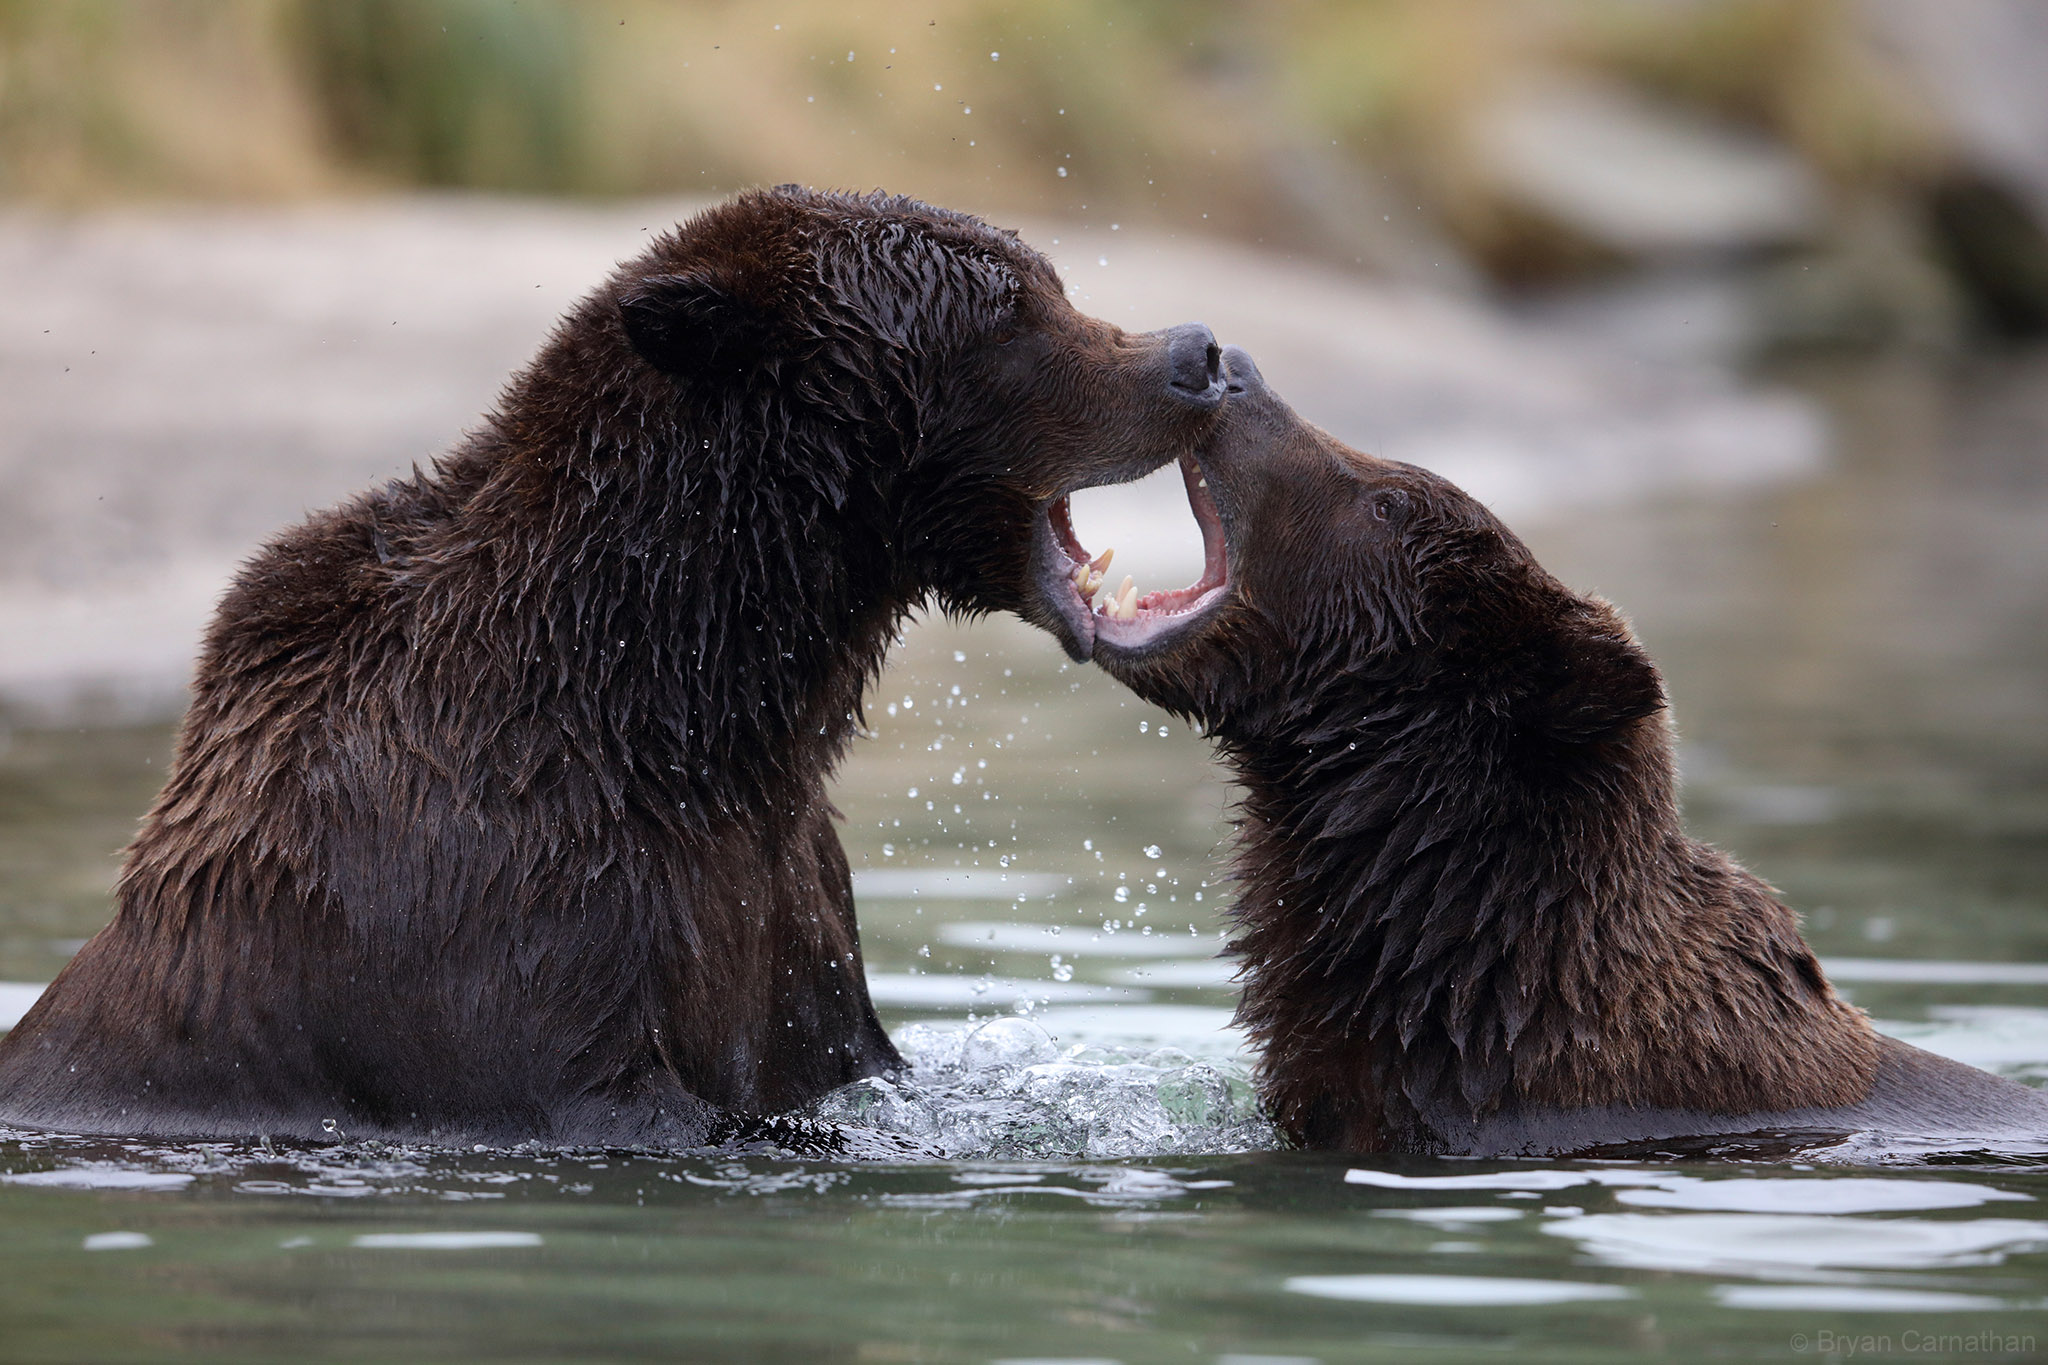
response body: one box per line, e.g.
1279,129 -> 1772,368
0,188 -> 1222,1147
1096,349 -> 2048,1157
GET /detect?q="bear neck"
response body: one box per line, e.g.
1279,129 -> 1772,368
399,344 -> 913,831
1215,678 -> 1876,1151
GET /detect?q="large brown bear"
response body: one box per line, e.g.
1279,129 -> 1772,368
1065,347 -> 2048,1157
0,187 -> 1224,1147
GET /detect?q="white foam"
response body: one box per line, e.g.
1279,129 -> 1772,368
4,1167 -> 194,1191
351,1232 -> 542,1250
1285,1274 -> 1634,1306
811,1016 -> 1274,1159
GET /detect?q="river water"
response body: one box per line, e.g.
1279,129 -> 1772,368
2,355 -> 2045,1360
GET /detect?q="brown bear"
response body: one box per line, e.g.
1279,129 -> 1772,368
1063,346 -> 2048,1157
0,187 -> 1224,1147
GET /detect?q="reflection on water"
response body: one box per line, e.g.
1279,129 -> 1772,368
1286,1274 -> 1635,1305
2,356 -> 2047,1357
2,1127 -> 2044,1360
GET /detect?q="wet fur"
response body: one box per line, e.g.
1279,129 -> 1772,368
1104,356 -> 2048,1156
0,188 -> 1215,1146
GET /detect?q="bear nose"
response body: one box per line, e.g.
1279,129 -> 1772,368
1165,322 -> 1223,401
1221,345 -> 1264,394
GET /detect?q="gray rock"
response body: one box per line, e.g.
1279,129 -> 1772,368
1470,76 -> 1825,257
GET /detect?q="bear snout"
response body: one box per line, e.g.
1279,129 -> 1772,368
1165,322 -> 1224,402
1220,344 -> 1264,394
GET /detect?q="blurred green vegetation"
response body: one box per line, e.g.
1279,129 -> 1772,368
0,1 -> 1969,273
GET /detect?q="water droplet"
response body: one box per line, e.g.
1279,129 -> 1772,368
1143,845 -> 1162,860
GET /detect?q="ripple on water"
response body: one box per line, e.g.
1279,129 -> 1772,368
1285,1274 -> 1635,1306
1548,1211 -> 2048,1275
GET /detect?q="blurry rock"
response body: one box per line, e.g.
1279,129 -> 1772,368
1517,267 -> 1760,370
1926,174 -> 2048,337
1864,0 -> 2048,219
1861,0 -> 2048,338
1753,199 -> 1964,353
1472,76 -> 1824,260
1258,138 -> 1483,294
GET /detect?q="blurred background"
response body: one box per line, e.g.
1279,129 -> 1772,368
3,0 -> 2047,1025
8,0 -> 2048,327
5,9 -> 2048,1354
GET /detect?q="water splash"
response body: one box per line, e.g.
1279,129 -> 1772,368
810,1017 -> 1278,1160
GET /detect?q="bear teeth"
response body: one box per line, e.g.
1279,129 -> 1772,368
1077,561 -> 1148,621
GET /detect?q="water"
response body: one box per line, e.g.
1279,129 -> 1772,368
3,356 -> 2048,1359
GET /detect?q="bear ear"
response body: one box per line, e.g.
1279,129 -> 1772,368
617,269 -> 774,378
1543,622 -> 1666,744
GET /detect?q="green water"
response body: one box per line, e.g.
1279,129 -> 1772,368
3,357 -> 2048,1361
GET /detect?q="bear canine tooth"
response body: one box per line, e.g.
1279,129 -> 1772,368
1091,547 -> 1115,572
1116,574 -> 1134,602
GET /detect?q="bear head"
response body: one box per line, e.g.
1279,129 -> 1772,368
595,186 -> 1224,653
1087,347 -> 1666,754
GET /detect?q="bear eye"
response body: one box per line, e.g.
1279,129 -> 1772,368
1370,489 -> 1409,522
990,326 -> 1018,347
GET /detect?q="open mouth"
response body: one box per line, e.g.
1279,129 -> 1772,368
1036,453 -> 1230,659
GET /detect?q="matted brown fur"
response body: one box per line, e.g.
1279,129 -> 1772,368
1095,349 -> 2048,1157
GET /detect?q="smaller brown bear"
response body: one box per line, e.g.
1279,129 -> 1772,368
1063,346 -> 2048,1158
